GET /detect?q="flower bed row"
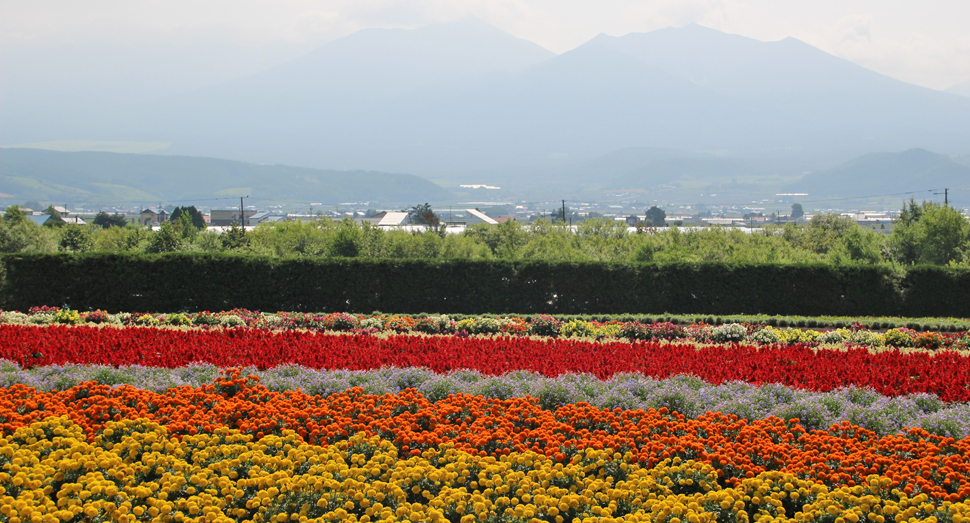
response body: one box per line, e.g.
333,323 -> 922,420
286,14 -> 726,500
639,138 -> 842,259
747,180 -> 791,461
3,324 -> 969,400
3,363 -> 968,438
0,371 -> 968,503
8,307 -> 970,350
5,416 -> 968,523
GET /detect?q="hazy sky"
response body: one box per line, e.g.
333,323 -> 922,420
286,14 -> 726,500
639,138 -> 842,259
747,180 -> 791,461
3,0 -> 969,90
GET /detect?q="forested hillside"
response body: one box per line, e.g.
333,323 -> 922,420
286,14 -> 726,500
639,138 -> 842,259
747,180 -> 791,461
0,148 -> 454,205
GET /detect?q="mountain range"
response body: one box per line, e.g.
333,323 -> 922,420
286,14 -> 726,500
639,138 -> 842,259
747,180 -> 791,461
788,149 -> 970,206
1,18 -> 968,198
0,148 -> 453,206
947,80 -> 970,98
5,146 -> 969,210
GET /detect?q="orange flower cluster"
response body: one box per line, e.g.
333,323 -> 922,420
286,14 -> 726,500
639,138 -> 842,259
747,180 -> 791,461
0,371 -> 966,503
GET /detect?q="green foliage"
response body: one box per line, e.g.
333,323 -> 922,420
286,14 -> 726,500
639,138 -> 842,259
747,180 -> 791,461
92,226 -> 147,252
2,206 -> 29,225
408,203 -> 440,227
144,222 -> 184,253
92,211 -> 129,229
59,224 -> 93,253
0,253 -> 935,316
2,204 -> 970,273
465,220 -> 529,258
889,200 -> 969,266
645,206 -> 666,227
329,219 -> 362,258
169,206 -> 206,231
0,219 -> 57,253
220,223 -> 249,251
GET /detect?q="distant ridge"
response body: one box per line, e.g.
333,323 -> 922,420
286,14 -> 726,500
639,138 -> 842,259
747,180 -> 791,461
788,149 -> 970,198
946,80 -> 970,98
0,148 -> 454,205
2,20 -> 969,182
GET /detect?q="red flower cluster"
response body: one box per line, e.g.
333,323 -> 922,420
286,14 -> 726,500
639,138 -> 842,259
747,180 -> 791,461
2,325 -> 968,399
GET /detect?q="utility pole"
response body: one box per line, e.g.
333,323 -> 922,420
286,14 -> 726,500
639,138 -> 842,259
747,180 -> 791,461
935,188 -> 949,207
561,200 -> 566,224
239,196 -> 246,230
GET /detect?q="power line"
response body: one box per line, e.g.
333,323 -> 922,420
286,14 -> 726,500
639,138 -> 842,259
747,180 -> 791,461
798,188 -> 942,204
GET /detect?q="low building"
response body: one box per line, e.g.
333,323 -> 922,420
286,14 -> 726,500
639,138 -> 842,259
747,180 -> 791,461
365,211 -> 409,226
27,214 -> 65,227
139,207 -> 168,226
465,209 -> 498,226
209,209 -> 258,226
249,211 -> 288,224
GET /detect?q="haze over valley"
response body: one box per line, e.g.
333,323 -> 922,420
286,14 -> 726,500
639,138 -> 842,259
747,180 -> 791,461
2,12 -> 969,211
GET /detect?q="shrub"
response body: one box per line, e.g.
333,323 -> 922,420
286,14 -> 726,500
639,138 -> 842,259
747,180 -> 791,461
560,320 -> 596,338
750,326 -> 781,344
651,322 -> 688,341
80,310 -> 112,324
618,322 -> 650,340
412,317 -> 442,334
528,315 -> 562,337
133,314 -> 160,326
193,312 -> 221,326
386,316 -> 416,333
914,332 -> 945,350
218,315 -> 245,328
883,328 -> 915,348
320,313 -> 361,331
53,308 -> 81,325
163,313 -> 192,326
817,330 -> 845,344
710,323 -> 746,343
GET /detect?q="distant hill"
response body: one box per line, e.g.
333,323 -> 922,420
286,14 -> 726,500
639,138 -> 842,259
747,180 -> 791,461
0,148 -> 454,206
787,149 -> 970,204
4,20 -> 970,181
946,81 -> 970,98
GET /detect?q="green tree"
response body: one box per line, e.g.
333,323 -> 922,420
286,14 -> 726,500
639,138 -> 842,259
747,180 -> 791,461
92,211 -> 129,228
791,203 -> 804,219
2,206 -> 28,225
59,224 -> 93,252
173,213 -> 199,241
890,200 -> 969,265
144,221 -> 184,253
465,219 -> 528,258
329,218 -> 362,257
220,223 -> 250,250
92,226 -> 147,252
0,216 -> 58,253
408,203 -> 440,227
645,206 -> 666,227
170,206 -> 206,230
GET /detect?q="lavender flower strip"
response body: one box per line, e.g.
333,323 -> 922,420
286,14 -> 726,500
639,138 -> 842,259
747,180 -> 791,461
1,360 -> 967,439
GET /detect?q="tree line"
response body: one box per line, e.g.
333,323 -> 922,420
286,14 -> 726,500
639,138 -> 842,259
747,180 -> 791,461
1,200 -> 968,268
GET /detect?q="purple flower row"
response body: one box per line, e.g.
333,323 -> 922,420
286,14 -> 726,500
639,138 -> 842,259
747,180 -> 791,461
1,360 -> 966,439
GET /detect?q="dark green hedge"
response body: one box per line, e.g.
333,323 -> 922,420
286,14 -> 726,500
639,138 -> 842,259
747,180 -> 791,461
0,253 -> 964,316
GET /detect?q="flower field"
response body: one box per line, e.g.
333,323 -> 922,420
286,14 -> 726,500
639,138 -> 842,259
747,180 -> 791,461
0,310 -> 969,522
8,307 -> 970,351
2,324 -> 969,400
